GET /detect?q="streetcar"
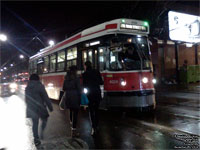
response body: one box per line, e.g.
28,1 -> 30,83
29,18 -> 156,110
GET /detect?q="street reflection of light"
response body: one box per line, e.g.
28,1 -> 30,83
0,96 -> 36,150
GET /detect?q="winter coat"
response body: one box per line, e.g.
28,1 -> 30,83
63,77 -> 81,109
25,80 -> 53,119
82,68 -> 103,102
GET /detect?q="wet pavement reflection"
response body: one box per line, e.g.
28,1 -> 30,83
0,89 -> 199,149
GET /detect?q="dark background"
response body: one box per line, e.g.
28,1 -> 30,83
0,1 -> 199,71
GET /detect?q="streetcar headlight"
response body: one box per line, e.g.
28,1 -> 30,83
9,83 -> 17,89
142,77 -> 148,83
121,81 -> 127,86
83,88 -> 88,94
152,79 -> 157,84
120,78 -> 126,86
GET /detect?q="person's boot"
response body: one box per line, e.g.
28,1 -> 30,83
34,138 -> 41,146
71,128 -> 79,137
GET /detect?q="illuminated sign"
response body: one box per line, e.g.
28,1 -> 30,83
168,11 -> 200,43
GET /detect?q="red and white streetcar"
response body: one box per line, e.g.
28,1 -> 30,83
29,18 -> 156,111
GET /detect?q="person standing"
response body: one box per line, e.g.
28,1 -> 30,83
25,74 -> 53,146
63,66 -> 81,137
82,61 -> 103,136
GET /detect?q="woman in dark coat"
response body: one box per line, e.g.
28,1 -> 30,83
63,65 -> 81,137
25,74 -> 53,146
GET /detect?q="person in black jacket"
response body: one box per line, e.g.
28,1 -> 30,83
25,74 -> 53,146
63,65 -> 81,137
82,61 -> 103,135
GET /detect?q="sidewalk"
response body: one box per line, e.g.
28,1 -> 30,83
36,102 -> 89,149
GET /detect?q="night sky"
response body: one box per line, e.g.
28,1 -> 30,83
0,1 -> 199,69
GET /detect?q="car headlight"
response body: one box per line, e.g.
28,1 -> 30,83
10,88 -> 16,93
152,79 -> 157,84
9,83 -> 18,89
142,77 -> 148,83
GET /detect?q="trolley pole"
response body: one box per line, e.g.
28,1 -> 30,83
175,42 -> 179,84
195,44 -> 198,65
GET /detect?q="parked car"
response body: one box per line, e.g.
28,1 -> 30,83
0,78 -> 18,97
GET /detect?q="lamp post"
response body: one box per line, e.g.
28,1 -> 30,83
49,40 -> 55,46
0,34 -> 7,42
19,54 -> 24,59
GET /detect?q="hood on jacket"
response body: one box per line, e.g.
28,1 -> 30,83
26,80 -> 43,90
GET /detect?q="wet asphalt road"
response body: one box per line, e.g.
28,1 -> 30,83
0,89 -> 199,150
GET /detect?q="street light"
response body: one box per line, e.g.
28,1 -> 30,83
49,40 -> 55,46
0,34 -> 7,42
10,64 -> 13,67
19,54 -> 24,59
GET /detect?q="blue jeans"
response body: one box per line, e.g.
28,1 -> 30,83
32,117 -> 48,141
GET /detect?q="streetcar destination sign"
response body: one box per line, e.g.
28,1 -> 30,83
168,11 -> 200,43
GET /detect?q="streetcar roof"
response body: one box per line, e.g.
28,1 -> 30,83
30,18 -> 149,60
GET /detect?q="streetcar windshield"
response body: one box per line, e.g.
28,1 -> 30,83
109,36 -> 151,71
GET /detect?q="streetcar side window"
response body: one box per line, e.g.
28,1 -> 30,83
29,61 -> 32,74
43,56 -> 49,73
50,54 -> 56,72
99,47 -> 108,71
33,60 -> 37,73
66,47 -> 77,70
57,50 -> 65,71
37,58 -> 44,75
88,50 -> 93,64
94,49 -> 98,69
82,50 -> 87,67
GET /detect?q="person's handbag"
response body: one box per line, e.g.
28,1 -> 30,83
81,93 -> 89,105
59,91 -> 66,110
